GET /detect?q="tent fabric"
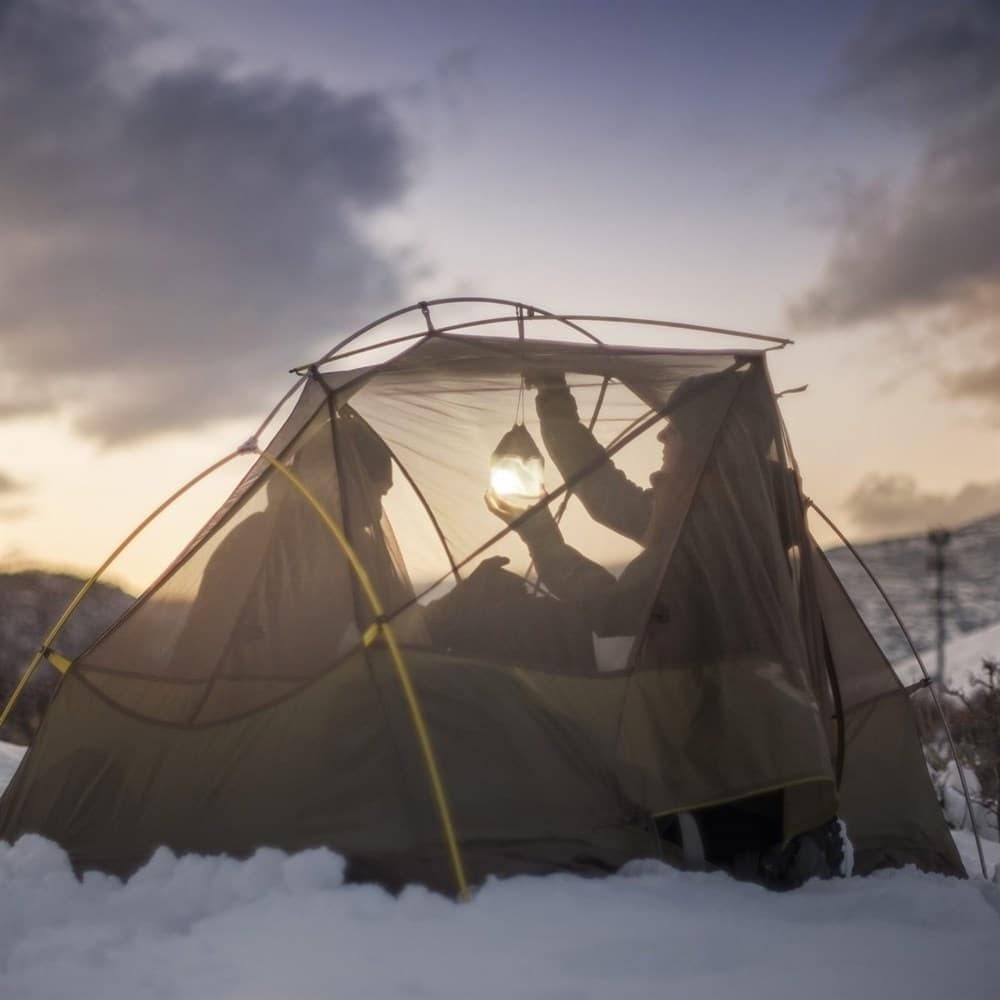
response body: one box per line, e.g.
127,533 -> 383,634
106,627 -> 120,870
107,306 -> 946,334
810,543 -> 962,874
0,317 -> 964,888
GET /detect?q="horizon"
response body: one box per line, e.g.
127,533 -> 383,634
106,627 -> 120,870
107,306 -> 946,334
5,501 -> 998,603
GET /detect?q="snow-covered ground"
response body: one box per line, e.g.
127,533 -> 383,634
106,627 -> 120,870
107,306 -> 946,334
893,619 -> 1000,690
1,738 -> 998,1000
0,833 -> 996,1000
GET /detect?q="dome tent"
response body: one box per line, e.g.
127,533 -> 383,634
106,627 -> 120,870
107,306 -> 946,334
0,298 -> 964,895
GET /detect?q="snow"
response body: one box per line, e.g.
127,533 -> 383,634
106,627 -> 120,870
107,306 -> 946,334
952,829 -> 1000,882
893,619 -> 1000,690
0,741 -> 998,999
0,836 -> 996,1000
938,761 -> 1000,843
2,609 -> 999,999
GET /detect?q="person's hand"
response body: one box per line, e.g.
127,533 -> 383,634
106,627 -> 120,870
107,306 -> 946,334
464,555 -> 511,587
523,371 -> 567,392
484,488 -> 531,524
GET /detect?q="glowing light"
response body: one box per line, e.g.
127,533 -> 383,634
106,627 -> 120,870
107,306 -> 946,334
489,424 -> 545,503
489,456 -> 544,502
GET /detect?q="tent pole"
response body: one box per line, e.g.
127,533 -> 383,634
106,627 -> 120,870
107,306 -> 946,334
306,297 -> 607,368
340,406 -> 463,585
0,451 -> 244,740
304,297 -> 789,370
257,450 -> 470,901
806,499 -> 989,879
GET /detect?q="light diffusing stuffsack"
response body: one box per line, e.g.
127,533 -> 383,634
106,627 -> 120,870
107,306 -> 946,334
489,423 -> 545,503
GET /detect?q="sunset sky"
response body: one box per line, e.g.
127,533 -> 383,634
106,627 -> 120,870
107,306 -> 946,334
1,0 -> 998,593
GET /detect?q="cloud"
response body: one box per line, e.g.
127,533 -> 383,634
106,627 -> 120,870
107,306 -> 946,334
0,0 -> 414,444
789,1 -> 1000,422
830,0 -> 1000,125
845,472 -> 1000,537
790,2 -> 1000,329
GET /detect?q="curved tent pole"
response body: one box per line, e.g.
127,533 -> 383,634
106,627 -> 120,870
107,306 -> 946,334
307,297 -> 608,368
256,450 -> 470,901
314,313 -> 771,366
368,313 -> 787,350
529,314 -> 790,347
339,406 -> 463,586
807,499 -> 989,879
299,331 -> 428,370
0,450 -> 245,739
300,297 -> 790,372
252,375 -> 309,443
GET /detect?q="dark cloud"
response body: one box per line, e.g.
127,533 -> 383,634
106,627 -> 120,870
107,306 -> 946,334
845,472 -> 1000,537
942,356 -> 1000,420
790,2 -> 1000,332
0,0 -> 413,443
831,0 -> 1000,124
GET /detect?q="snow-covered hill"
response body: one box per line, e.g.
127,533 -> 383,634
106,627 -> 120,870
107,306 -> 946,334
0,572 -> 133,744
894,620 -> 1000,690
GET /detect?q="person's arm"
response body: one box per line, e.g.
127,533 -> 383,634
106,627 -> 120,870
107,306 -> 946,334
516,506 -> 616,612
534,378 -> 651,542
492,498 -> 652,637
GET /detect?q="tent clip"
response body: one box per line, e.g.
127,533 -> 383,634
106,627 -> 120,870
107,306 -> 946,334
38,646 -> 72,674
419,301 -> 436,334
363,614 -> 390,647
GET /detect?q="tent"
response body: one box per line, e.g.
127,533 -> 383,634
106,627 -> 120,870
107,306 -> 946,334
0,299 -> 963,895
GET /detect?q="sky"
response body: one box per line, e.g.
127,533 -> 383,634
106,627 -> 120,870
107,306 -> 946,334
1,0 -> 999,593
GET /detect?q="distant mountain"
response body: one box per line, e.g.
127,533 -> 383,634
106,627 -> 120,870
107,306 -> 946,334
825,510 -> 1000,668
0,572 -> 134,745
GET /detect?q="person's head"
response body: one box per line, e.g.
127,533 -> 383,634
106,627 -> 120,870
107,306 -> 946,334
340,410 -> 394,500
649,421 -> 689,488
648,369 -> 746,489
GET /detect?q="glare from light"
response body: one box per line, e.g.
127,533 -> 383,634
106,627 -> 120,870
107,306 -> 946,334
489,455 -> 544,503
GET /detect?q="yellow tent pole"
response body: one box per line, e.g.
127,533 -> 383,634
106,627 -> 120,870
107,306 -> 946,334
0,451 -> 243,739
258,450 -> 470,901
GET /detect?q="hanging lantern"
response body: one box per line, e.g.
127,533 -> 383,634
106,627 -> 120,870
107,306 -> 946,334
489,423 -> 545,504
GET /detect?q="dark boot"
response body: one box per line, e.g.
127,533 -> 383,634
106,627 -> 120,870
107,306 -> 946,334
758,818 -> 850,890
